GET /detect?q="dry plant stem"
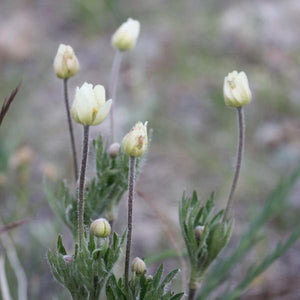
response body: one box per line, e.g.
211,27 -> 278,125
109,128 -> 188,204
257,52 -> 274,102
136,189 -> 187,292
63,78 -> 79,181
0,219 -> 28,236
124,156 -> 136,290
223,107 -> 245,222
78,125 -> 90,249
0,234 -> 27,300
0,215 -> 27,300
109,50 -> 123,142
0,83 -> 20,127
0,256 -> 11,300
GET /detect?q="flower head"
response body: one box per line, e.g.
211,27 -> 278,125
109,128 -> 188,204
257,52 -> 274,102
71,82 -> 112,126
132,257 -> 146,274
90,218 -> 111,238
112,18 -> 140,51
63,255 -> 73,264
223,71 -> 251,107
195,225 -> 205,240
53,44 -> 79,79
122,121 -> 148,157
108,142 -> 121,158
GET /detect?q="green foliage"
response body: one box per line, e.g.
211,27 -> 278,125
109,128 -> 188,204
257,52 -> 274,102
46,134 -> 139,237
179,191 -> 233,283
106,264 -> 184,300
48,231 -> 125,300
45,180 -> 77,233
197,163 -> 300,299
221,227 -> 300,300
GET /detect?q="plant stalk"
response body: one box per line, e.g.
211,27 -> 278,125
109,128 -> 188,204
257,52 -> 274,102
109,50 -> 123,143
63,78 -> 78,181
187,270 -> 198,300
0,256 -> 11,300
188,287 -> 196,300
78,125 -> 90,249
0,218 -> 28,300
124,156 -> 136,289
223,107 -> 245,222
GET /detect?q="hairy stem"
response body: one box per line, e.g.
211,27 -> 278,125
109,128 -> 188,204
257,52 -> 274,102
124,156 -> 136,289
223,107 -> 245,222
109,50 -> 123,143
78,125 -> 90,249
188,287 -> 196,300
188,270 -> 198,300
63,78 -> 78,181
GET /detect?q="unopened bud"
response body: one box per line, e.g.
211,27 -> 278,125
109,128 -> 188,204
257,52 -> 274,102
53,44 -> 79,79
112,18 -> 140,51
195,225 -> 205,240
122,121 -> 148,157
63,255 -> 73,264
223,71 -> 251,107
90,218 -> 111,238
108,143 -> 120,158
147,275 -> 153,281
132,257 -> 146,275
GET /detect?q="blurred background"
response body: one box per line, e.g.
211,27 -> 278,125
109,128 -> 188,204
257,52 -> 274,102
1,0 -> 300,299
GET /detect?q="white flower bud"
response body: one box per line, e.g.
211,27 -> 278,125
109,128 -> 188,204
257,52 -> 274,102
147,275 -> 153,281
195,225 -> 205,240
132,257 -> 146,274
108,143 -> 120,158
90,218 -> 111,238
223,71 -> 252,107
53,44 -> 79,79
122,121 -> 148,157
112,18 -> 140,51
71,82 -> 112,126
63,255 -> 73,264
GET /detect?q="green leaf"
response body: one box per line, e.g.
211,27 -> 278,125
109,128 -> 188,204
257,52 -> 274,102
57,235 -> 67,255
88,231 -> 95,253
197,164 -> 300,299
160,269 -> 178,288
170,293 -> 185,300
152,264 -> 163,288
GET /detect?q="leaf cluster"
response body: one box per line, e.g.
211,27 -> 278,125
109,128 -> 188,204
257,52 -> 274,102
179,191 -> 233,281
46,134 -> 140,236
197,163 -> 300,299
48,231 -> 125,299
106,264 -> 184,300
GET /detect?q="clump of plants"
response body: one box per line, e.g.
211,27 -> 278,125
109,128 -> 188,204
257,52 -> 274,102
41,17 -> 300,300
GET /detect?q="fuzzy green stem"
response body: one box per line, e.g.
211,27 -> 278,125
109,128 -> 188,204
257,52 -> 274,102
109,50 -> 123,143
124,156 -> 136,290
223,107 -> 245,222
78,125 -> 90,249
63,78 -> 78,181
188,270 -> 199,300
